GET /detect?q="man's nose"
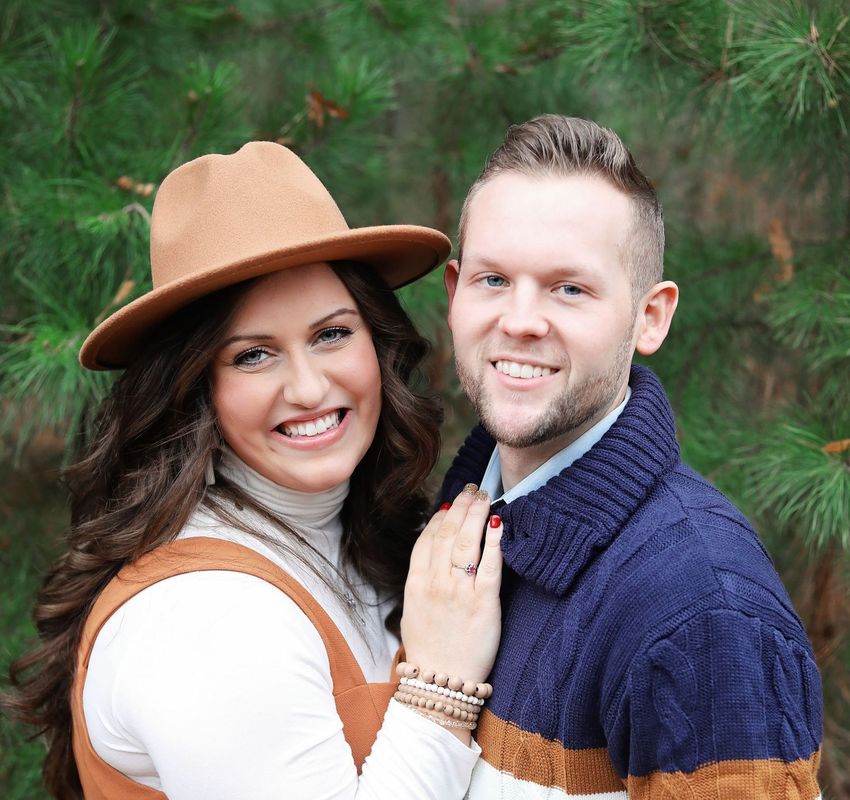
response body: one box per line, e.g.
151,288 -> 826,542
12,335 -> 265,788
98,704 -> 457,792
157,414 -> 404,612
282,354 -> 330,407
498,289 -> 549,338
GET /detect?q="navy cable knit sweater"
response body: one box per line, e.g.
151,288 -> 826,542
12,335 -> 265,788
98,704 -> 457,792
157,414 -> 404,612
441,365 -> 822,799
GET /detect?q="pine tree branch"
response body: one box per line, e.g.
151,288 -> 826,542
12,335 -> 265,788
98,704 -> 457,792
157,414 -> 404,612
433,165 -> 452,235
65,60 -> 83,152
845,169 -> 850,239
120,202 -> 151,225
176,98 -> 208,166
97,0 -> 112,37
809,541 -> 846,665
365,1 -> 402,34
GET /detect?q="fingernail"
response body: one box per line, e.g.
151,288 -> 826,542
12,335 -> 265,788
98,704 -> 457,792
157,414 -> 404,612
489,514 -> 501,528
475,490 -> 490,501
462,482 -> 478,494
439,502 -> 451,510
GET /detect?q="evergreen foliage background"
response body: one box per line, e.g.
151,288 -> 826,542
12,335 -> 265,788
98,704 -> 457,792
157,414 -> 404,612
1,1 -> 848,797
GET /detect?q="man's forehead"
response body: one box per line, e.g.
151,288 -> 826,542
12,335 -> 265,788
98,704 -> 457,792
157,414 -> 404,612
466,172 -> 631,227
473,169 -> 626,201
463,175 -> 631,256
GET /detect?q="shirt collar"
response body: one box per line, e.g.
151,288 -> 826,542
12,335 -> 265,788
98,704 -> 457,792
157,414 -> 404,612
480,387 -> 632,504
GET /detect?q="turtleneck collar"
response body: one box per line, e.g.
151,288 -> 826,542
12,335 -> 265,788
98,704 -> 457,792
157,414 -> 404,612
440,365 -> 680,597
216,447 -> 350,559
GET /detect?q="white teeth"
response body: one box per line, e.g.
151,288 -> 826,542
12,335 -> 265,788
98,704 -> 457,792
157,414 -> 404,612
282,411 -> 341,438
495,360 -> 554,379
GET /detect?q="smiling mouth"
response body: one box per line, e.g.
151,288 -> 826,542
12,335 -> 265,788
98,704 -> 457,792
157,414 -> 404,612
277,410 -> 345,438
493,360 -> 559,379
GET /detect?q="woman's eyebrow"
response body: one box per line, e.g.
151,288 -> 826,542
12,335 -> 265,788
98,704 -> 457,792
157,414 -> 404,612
310,307 -> 359,328
218,333 -> 275,349
218,308 -> 360,349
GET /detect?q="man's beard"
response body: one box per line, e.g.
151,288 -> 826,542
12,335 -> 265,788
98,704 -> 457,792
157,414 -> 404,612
455,335 -> 634,449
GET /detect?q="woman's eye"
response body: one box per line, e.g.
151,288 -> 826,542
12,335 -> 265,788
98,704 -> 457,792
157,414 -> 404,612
484,275 -> 506,287
233,347 -> 271,367
559,284 -> 582,296
315,326 -> 352,345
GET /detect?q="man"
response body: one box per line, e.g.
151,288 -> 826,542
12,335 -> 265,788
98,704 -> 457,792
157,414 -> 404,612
440,115 -> 822,798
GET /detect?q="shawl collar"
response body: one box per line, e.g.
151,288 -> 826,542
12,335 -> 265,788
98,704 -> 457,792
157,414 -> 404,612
441,365 -> 680,596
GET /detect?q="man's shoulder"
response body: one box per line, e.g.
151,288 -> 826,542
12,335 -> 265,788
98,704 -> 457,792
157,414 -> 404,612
650,460 -> 780,580
606,460 -> 806,643
663,460 -> 753,527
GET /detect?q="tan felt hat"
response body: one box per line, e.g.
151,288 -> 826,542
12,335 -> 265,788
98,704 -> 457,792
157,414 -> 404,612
80,141 -> 451,370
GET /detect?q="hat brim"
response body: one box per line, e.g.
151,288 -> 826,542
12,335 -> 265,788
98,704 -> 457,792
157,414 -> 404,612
80,225 -> 451,370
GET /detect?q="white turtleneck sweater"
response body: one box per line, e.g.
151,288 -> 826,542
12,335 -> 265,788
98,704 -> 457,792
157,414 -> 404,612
83,452 -> 479,799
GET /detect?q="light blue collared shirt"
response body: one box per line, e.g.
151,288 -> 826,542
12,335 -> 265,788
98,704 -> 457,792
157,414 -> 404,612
480,387 -> 632,504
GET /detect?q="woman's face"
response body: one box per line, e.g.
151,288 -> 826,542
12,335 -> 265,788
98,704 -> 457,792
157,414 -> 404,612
211,262 -> 382,493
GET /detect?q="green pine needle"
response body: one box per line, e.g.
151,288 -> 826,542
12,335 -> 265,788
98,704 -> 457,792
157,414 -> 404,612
740,422 -> 850,550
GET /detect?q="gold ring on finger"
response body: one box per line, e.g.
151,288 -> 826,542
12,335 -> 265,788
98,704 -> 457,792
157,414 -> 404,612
451,562 -> 478,576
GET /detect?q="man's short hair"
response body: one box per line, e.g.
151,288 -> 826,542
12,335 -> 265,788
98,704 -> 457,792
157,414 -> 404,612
459,115 -> 664,297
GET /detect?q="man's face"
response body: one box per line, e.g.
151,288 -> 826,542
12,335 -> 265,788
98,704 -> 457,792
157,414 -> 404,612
446,171 -> 642,460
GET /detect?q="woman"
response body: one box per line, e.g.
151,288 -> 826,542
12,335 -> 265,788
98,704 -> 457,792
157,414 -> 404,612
7,142 -> 503,799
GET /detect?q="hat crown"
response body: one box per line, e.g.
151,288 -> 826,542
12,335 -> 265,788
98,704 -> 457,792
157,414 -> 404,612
80,140 -> 450,370
151,142 -> 348,288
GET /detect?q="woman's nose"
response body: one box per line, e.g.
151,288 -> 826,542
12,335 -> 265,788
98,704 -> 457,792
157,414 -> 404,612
282,355 -> 330,407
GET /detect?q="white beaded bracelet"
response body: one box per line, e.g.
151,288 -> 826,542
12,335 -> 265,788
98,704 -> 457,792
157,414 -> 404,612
413,708 -> 477,730
400,676 -> 485,706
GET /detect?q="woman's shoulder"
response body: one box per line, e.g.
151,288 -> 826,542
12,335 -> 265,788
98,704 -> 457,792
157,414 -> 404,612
82,569 -> 335,784
88,568 -> 330,684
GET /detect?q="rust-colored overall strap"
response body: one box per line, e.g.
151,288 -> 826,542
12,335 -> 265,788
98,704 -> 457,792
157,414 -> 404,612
87,538 -> 367,690
71,537 -> 396,798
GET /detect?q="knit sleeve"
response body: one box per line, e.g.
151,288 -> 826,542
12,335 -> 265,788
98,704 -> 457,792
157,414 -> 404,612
605,609 -> 822,799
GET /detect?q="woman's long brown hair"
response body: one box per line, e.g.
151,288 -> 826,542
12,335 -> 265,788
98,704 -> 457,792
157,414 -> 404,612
3,262 -> 441,799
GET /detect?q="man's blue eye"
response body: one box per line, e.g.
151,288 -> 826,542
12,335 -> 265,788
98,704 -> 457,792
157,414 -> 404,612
485,275 -> 505,287
560,284 -> 582,296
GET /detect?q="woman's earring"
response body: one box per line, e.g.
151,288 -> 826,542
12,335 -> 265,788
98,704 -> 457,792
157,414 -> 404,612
204,452 -> 216,486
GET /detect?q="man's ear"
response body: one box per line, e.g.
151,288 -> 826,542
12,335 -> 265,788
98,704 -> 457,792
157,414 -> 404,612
635,280 -> 679,356
444,259 -> 460,320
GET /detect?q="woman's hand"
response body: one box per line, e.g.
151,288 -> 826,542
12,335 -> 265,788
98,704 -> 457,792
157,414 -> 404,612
401,484 -> 503,685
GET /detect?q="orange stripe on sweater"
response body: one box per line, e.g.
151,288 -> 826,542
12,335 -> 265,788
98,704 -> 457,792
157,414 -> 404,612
477,710 -> 821,798
475,710 -> 625,793
626,750 -> 821,800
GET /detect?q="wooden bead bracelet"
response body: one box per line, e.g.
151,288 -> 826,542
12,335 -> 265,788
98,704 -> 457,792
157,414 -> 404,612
394,689 -> 479,723
394,661 -> 493,730
395,662 -> 493,700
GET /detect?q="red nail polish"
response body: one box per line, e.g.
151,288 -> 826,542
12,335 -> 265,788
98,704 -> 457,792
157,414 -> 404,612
489,514 -> 501,528
439,502 -> 451,511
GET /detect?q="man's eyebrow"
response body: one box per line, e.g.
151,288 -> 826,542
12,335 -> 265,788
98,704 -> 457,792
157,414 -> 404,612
218,308 -> 360,350
462,255 -> 600,278
461,254 -> 504,271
